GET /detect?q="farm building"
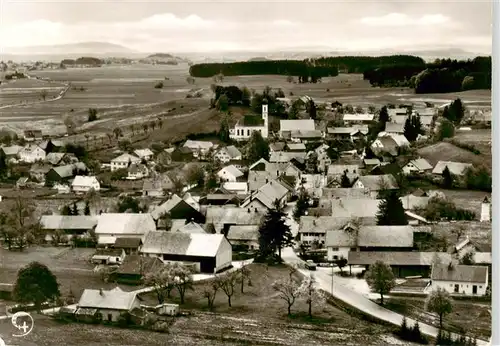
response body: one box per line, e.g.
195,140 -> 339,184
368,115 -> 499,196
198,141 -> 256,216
91,248 -> 126,265
94,213 -> 156,246
279,119 -> 315,139
432,161 -> 473,176
402,158 -> 434,175
110,153 -> 140,172
40,215 -> 99,242
113,237 -> 143,254
214,145 -> 242,163
205,206 -> 265,234
133,148 -> 154,161
430,263 -> 489,296
226,225 -> 260,251
76,287 -> 142,323
241,179 -> 292,212
71,175 -> 100,193
348,251 -> 452,278
17,144 -> 46,163
141,232 -> 232,273
150,194 -> 205,225
114,255 -> 164,285
45,162 -> 88,184
217,165 -> 244,182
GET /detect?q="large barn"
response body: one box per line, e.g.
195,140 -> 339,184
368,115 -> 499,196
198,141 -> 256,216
140,232 -> 232,274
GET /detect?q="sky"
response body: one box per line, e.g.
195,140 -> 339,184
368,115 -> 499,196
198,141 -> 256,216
0,0 -> 493,53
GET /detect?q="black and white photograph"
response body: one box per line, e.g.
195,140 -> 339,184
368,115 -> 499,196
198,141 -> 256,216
0,0 -> 495,345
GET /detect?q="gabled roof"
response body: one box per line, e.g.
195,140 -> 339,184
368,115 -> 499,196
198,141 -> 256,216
30,163 -> 52,173
431,264 -> 488,283
141,231 -> 226,257
269,151 -> 307,163
227,225 -> 259,241
116,255 -> 163,275
111,153 -> 140,164
114,237 -> 142,248
183,140 -> 214,150
330,198 -> 381,220
71,175 -> 98,187
205,206 -> 264,225
432,161 -> 473,176
286,143 -> 306,151
370,163 -> 401,176
78,287 -> 139,310
355,174 -> 398,191
218,165 -> 244,178
134,148 -> 154,159
269,142 -> 286,151
248,170 -> 276,192
150,194 -> 184,220
280,119 -> 315,132
299,216 -> 355,234
94,213 -> 155,235
364,158 -> 381,165
51,162 -> 87,179
290,129 -> 323,138
385,122 -> 405,134
348,251 -> 451,266
400,195 -> 430,210
40,215 -> 99,230
176,221 -> 207,234
218,145 -> 242,158
390,134 -> 410,147
327,164 -> 359,176
45,152 -> 66,165
372,136 -> 398,156
243,179 -> 289,209
406,158 -> 433,171
128,163 -> 148,174
321,188 -> 371,199
1,145 -> 23,156
343,113 -> 374,122
326,225 -> 414,248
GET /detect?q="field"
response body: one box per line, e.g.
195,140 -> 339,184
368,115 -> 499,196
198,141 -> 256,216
385,297 -> 491,340
0,263 -> 408,345
0,78 -> 66,108
417,142 -> 491,170
0,64 -> 491,144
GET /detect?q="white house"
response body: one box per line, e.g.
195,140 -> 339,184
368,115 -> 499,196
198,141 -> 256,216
111,153 -> 141,172
94,213 -> 156,246
432,161 -> 473,176
343,113 -> 374,124
222,182 -> 249,195
402,158 -> 434,175
17,144 -> 46,163
76,287 -> 141,322
430,263 -> 489,296
241,179 -> 291,212
217,165 -> 244,182
214,145 -> 242,163
183,140 -> 214,159
127,163 -> 149,180
230,105 -> 269,140
71,175 -> 100,193
133,148 -> 154,161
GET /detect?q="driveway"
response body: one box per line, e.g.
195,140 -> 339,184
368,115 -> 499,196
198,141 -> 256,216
281,247 -> 489,345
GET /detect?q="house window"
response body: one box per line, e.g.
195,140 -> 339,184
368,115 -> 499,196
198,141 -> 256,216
350,247 -> 357,251
330,247 -> 339,251
479,286 -> 482,288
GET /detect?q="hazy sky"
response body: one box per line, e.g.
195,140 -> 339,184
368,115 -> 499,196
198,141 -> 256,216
0,0 -> 493,53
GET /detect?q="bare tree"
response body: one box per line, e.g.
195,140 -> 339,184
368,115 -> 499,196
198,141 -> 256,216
144,266 -> 175,304
143,123 -> 149,134
5,196 -> 39,251
171,264 -> 194,304
219,271 -> 239,307
113,127 -> 122,139
40,89 -> 48,101
272,277 -> 301,316
149,122 -> 156,131
451,225 -> 466,242
106,132 -> 113,144
298,274 -> 326,318
238,266 -> 251,293
202,280 -> 219,311
129,124 -> 136,136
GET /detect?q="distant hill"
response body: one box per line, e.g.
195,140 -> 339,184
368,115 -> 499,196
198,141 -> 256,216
248,57 -> 270,62
140,52 -> 191,65
4,41 -> 136,55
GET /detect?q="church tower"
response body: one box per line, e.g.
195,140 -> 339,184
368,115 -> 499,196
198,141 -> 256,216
480,196 -> 491,222
261,104 -> 269,138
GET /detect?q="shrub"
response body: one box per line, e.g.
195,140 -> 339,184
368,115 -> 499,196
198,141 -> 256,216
154,81 -> 164,89
117,312 -> 133,327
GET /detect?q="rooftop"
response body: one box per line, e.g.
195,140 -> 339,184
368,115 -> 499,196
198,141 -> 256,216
280,119 -> 315,132
78,287 -> 139,310
431,264 -> 488,283
141,231 -> 226,257
348,251 -> 452,266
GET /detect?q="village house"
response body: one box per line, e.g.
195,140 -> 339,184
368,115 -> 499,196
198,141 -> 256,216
370,136 -> 399,158
205,206 -> 265,234
326,225 -> 415,262
327,126 -> 368,142
330,198 -> 381,223
327,164 -> 360,186
386,133 -> 410,148
114,255 -> 164,285
384,122 -> 405,135
269,142 -> 286,152
140,232 -> 233,274
110,153 -> 141,172
430,263 -> 489,296
290,129 -> 323,143
363,158 -> 381,170
279,119 -> 315,139
226,225 -> 260,251
352,174 -> 398,197
127,163 -> 149,180
17,144 -> 46,163
94,213 -> 156,246
150,194 -> 205,226
91,248 -> 126,265
230,105 -> 269,140
241,179 -> 292,212
388,108 -> 408,118
142,174 -> 174,197
300,174 -> 328,198
38,139 -> 65,153
221,180 -> 248,194
182,140 -> 215,159
313,144 -> 332,172
173,221 -> 207,234
342,113 -> 374,125
0,145 -> 23,161
348,251 -> 452,278
76,287 -> 142,323
201,193 -> 242,206
112,237 -> 143,254
133,148 -> 154,161
45,162 -> 88,185
298,216 -> 354,245
40,215 -> 99,243
29,163 -> 52,182
45,152 -> 77,166
214,145 -> 243,163
217,165 -> 244,182
286,143 -> 307,153
269,151 -> 307,164
71,175 -> 100,193
432,161 -> 473,176
320,187 -> 371,199
402,158 -> 434,175
23,129 -> 43,141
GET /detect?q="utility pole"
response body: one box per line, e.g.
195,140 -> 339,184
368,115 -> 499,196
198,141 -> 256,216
331,260 -> 334,294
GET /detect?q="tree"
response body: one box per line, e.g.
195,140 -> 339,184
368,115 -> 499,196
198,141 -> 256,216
88,108 -> 98,122
340,171 -> 351,188
459,251 -> 475,265
336,256 -> 348,274
355,105 -> 363,114
219,271 -> 239,307
0,212 -> 16,251
364,260 -> 395,305
142,123 -> 148,134
426,287 -> 453,328
71,202 -> 79,216
305,152 -> 318,174
185,165 -> 205,188
462,76 -> 475,91
306,99 -> 317,120
258,208 -> 293,260
186,76 -> 195,85
202,280 -> 219,311
298,274 -> 325,318
293,188 -> 310,220
238,266 -> 251,293
246,131 -> 270,163
288,101 -> 300,119
84,201 -> 91,215
117,196 -> 145,213
40,89 -> 48,101
436,119 -> 455,140
403,114 -> 423,142
445,98 -> 466,125
61,205 -> 72,216
113,127 -> 123,139
144,265 -> 175,304
171,264 -> 194,305
272,277 -> 301,316
216,94 -> 229,112
376,191 -> 408,225
4,197 -> 40,251
219,116 -> 230,143
442,166 -> 454,189
379,106 -> 389,123
13,262 -> 60,311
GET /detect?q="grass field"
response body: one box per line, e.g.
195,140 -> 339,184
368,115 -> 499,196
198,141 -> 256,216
385,297 -> 491,340
0,78 -> 66,107
417,142 -> 491,170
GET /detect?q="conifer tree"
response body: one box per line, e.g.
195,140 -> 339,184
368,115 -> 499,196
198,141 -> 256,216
376,190 -> 408,225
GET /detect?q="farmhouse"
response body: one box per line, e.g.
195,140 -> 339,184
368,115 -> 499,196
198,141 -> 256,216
76,287 -> 142,323
114,255 -> 164,285
402,158 -> 434,175
71,175 -> 100,193
205,206 -> 265,234
269,151 -> 307,163
430,263 -> 489,296
348,251 -> 452,278
230,105 -> 269,140
45,152 -> 76,166
241,179 -> 292,212
298,216 -> 353,245
17,144 -> 46,163
133,148 -> 154,161
352,174 -> 398,197
94,213 -> 156,246
141,232 -> 232,273
183,140 -> 215,158
127,163 -> 149,180
226,225 -> 259,250
214,145 -> 242,163
110,153 -> 141,172
150,194 -> 205,224
432,161 -> 473,176
0,145 -> 23,160
325,225 -> 415,262
330,198 -> 380,222
40,215 -> 99,242
290,129 -> 323,143
371,136 -> 398,157
217,165 -> 244,182
327,164 -> 360,185
280,119 -> 315,139
45,162 -> 88,184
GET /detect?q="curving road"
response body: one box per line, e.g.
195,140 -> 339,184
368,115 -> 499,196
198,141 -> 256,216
281,247 -> 489,345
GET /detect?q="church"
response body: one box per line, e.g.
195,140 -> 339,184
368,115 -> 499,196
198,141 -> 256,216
229,104 -> 269,141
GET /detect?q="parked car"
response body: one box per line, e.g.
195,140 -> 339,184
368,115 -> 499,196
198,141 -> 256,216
305,259 -> 317,271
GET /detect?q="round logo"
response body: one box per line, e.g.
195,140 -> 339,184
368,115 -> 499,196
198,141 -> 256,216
11,311 -> 34,337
